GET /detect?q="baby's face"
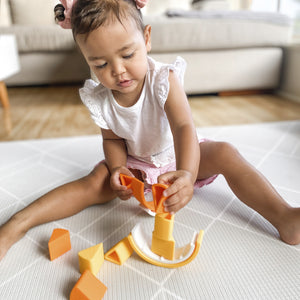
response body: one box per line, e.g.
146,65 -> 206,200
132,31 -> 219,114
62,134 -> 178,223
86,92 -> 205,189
76,18 -> 151,106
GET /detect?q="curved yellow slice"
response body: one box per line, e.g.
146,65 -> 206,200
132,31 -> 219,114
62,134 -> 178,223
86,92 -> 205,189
128,223 -> 204,268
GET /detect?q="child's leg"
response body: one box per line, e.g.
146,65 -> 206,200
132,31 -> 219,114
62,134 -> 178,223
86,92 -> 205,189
0,162 -> 115,261
198,141 -> 300,245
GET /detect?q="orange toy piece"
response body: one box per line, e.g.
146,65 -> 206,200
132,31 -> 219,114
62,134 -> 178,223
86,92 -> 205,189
70,270 -> 107,300
120,174 -> 169,215
48,228 -> 71,261
152,184 -> 169,214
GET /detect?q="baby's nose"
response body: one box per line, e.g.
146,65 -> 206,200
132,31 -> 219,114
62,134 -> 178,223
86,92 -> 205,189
112,63 -> 126,76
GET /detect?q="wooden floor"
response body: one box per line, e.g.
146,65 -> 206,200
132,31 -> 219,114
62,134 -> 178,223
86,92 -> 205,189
1,85 -> 300,141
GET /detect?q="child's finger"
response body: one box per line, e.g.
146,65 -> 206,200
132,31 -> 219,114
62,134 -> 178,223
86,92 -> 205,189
117,188 -> 133,200
164,194 -> 186,213
158,172 -> 176,184
162,178 -> 184,197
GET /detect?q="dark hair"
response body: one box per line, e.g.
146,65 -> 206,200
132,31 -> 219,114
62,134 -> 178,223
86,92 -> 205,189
55,0 -> 144,39
54,4 -> 65,22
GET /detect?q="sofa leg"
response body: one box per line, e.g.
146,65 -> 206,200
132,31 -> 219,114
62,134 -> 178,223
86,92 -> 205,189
0,81 -> 10,109
0,81 -> 12,134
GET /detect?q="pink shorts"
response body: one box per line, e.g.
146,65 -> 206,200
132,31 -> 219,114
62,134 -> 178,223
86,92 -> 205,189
125,138 -> 217,192
126,156 -> 217,192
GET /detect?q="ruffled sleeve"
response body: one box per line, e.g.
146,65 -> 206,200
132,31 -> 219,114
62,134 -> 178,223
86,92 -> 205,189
79,79 -> 110,129
154,56 -> 187,108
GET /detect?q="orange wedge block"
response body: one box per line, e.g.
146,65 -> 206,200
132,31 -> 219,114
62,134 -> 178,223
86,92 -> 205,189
70,270 -> 107,300
48,228 -> 71,261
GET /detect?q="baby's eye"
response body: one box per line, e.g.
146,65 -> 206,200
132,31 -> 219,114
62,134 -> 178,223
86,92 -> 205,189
95,62 -> 107,69
123,52 -> 135,59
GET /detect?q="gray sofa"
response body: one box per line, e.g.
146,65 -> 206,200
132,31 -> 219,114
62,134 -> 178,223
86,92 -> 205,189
0,0 -> 292,94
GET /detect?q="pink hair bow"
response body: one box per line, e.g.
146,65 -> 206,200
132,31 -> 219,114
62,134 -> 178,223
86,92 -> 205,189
57,0 -> 77,29
135,0 -> 148,9
57,0 -> 148,29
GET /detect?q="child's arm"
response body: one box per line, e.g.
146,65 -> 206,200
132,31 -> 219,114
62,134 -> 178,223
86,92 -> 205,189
158,71 -> 200,213
101,128 -> 133,200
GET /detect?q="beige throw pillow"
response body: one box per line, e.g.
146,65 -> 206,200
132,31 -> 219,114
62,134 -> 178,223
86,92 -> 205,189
9,0 -> 55,25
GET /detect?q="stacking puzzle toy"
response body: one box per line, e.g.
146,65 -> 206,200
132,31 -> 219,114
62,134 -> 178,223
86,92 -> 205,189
120,174 -> 170,216
48,172 -> 203,300
48,228 -> 71,261
104,236 -> 133,265
70,270 -> 107,300
78,243 -> 104,275
120,174 -> 204,268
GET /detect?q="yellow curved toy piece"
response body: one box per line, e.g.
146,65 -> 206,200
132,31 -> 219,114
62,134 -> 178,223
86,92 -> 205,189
127,223 -> 204,268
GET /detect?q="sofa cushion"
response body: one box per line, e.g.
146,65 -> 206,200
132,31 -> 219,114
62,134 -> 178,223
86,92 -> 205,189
9,0 -> 56,25
145,11 -> 292,53
0,11 -> 292,54
192,0 -> 230,11
144,0 -> 191,15
0,25 -> 75,52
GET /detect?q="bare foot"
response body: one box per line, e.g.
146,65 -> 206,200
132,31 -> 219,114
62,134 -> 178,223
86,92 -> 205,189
278,207 -> 300,245
0,215 -> 28,261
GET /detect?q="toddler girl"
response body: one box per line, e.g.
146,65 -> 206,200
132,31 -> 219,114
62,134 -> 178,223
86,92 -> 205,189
0,0 -> 299,261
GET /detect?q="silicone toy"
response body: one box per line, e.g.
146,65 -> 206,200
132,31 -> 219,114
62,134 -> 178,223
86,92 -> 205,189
120,174 -> 170,216
70,270 -> 107,300
104,236 -> 133,265
119,174 -> 204,268
78,243 -> 104,275
151,213 -> 175,260
48,228 -> 71,261
128,223 -> 204,268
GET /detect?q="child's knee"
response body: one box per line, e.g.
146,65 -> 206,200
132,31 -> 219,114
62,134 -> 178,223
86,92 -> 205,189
214,142 -> 240,168
85,163 -> 113,200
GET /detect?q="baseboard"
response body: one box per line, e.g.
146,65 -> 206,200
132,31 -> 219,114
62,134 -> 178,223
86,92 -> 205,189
218,89 -> 272,97
276,90 -> 300,103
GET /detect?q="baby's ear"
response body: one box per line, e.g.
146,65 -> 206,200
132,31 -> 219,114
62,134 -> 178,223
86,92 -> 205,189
144,25 -> 152,52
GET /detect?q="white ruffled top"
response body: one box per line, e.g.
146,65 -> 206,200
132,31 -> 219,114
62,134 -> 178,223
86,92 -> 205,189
80,56 -> 186,167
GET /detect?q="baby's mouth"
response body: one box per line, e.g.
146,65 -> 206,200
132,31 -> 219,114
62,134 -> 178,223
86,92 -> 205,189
118,79 -> 133,88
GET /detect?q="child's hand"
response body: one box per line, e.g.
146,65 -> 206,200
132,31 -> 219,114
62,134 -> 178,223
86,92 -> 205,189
158,170 -> 194,213
110,166 -> 134,200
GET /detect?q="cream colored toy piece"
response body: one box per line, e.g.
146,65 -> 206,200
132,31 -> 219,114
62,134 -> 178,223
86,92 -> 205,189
151,213 -> 175,260
78,243 -> 104,275
128,222 -> 204,268
104,236 -> 134,265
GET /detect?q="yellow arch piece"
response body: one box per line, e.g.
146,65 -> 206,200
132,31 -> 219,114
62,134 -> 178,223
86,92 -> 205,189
128,223 -> 204,268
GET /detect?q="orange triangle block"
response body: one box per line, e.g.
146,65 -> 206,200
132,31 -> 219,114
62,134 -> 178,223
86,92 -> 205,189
48,228 -> 71,261
104,237 -> 133,265
70,270 -> 107,300
152,184 -> 169,214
